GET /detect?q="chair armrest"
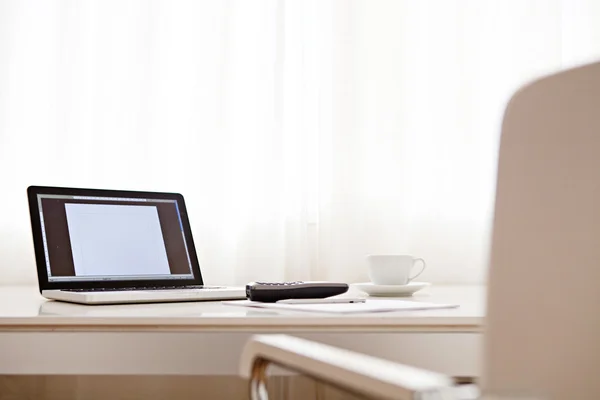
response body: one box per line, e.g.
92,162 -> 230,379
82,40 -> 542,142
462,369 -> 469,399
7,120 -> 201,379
239,334 -> 458,400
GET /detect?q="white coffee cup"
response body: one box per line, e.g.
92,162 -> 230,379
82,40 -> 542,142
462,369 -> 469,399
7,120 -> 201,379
366,255 -> 426,285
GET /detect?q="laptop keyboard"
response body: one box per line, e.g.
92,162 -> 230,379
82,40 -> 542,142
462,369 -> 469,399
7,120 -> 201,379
63,285 -> 214,292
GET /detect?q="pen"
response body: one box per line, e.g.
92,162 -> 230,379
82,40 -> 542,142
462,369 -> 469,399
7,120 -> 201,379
276,298 -> 366,304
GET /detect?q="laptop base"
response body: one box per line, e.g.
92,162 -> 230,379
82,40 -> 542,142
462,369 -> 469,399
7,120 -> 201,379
42,288 -> 246,305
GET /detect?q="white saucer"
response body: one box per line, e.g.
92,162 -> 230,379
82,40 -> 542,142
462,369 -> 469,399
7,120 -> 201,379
353,282 -> 430,297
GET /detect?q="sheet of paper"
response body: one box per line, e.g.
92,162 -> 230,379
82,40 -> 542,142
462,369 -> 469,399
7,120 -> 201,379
222,299 -> 459,314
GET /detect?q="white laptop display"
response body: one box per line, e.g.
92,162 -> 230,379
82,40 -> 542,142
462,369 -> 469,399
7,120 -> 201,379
27,186 -> 246,305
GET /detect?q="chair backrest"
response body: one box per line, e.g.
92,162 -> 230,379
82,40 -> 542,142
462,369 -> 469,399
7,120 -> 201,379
483,61 -> 600,399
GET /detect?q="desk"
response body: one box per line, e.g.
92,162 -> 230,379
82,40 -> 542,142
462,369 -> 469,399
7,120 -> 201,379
0,285 -> 484,377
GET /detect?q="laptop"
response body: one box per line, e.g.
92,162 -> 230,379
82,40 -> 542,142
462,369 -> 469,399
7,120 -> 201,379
27,185 -> 246,305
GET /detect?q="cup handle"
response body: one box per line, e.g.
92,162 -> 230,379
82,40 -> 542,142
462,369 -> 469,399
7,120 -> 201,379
409,258 -> 426,282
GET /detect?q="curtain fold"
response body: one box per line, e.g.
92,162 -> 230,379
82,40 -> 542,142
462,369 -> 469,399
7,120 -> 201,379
1,0 -> 599,285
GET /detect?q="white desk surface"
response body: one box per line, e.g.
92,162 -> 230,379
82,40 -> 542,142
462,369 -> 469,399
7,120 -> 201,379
0,285 -> 485,376
0,285 -> 484,332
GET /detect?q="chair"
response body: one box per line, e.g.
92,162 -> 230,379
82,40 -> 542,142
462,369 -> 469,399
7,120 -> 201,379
238,60 -> 600,399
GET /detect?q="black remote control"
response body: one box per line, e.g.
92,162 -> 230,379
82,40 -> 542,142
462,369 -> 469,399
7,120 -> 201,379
245,281 -> 349,302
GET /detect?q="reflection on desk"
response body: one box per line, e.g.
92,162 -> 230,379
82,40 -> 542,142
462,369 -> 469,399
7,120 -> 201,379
38,299 -> 254,318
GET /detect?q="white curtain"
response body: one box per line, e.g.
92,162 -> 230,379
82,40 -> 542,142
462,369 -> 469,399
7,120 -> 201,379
1,0 -> 599,286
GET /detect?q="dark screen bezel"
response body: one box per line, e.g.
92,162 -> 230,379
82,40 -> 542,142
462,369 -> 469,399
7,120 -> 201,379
27,185 -> 204,292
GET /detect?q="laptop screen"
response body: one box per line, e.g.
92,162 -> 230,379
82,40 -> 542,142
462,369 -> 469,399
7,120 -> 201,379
36,193 -> 195,283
